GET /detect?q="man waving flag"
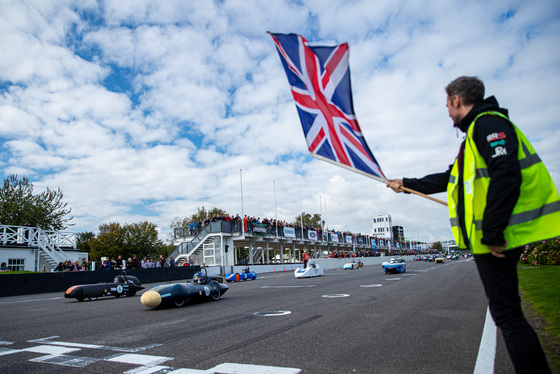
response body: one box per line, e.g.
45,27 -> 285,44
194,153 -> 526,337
269,32 -> 386,181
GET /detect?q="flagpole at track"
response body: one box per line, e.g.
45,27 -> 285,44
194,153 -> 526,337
310,154 -> 448,207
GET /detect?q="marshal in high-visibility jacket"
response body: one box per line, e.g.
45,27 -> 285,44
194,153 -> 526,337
448,111 -> 560,254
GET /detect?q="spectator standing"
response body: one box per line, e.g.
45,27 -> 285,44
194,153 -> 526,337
115,255 -> 123,269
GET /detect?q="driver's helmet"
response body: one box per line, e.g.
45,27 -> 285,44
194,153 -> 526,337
193,272 -> 206,284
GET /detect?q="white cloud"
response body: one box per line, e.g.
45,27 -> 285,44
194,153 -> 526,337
0,0 -> 558,245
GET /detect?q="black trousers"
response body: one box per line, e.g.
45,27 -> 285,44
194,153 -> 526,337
474,247 -> 550,374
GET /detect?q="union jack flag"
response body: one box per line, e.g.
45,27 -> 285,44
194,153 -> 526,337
269,32 -> 386,180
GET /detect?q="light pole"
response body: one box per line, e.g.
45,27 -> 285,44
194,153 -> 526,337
273,180 -> 278,237
240,169 -> 244,235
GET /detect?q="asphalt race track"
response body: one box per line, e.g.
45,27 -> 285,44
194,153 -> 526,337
0,258 -> 516,373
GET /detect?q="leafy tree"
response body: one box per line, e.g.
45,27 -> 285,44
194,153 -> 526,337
170,206 -> 229,231
76,231 -> 95,253
294,211 -> 323,228
125,221 -> 166,259
431,241 -> 443,251
192,206 -> 229,222
89,221 -> 166,261
0,175 -> 72,230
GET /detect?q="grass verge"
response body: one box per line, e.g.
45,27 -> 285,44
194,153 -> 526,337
518,265 -> 560,373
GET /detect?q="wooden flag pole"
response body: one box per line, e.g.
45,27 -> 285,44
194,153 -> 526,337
310,154 -> 448,207
399,186 -> 448,206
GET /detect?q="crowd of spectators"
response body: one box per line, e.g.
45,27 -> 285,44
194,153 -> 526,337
181,214 -> 395,248
54,259 -> 92,271
54,254 -> 193,272
53,213 -> 433,272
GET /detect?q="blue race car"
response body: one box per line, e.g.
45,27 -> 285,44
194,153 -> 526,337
226,266 -> 257,282
382,257 -> 406,274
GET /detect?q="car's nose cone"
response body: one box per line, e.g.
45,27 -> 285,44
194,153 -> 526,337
141,290 -> 162,308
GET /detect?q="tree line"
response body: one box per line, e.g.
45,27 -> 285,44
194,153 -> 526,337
1,175 -> 327,262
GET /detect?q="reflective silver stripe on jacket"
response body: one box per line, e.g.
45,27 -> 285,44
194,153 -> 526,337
471,201 -> 560,230
462,143 -> 541,183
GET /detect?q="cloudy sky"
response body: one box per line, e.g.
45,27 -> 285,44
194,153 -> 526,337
1,0 -> 559,244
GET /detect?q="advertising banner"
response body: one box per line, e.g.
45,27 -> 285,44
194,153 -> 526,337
252,223 -> 268,237
283,227 -> 296,238
308,230 -> 317,241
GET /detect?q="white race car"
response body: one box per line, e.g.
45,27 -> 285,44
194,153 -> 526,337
343,260 -> 362,270
295,262 -> 324,278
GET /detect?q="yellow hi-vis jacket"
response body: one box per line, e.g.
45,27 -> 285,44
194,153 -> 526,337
447,111 -> 560,254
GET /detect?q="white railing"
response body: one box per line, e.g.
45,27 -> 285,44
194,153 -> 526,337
0,225 -> 75,264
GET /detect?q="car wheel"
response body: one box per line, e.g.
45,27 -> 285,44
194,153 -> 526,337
212,291 -> 221,301
76,297 -> 84,302
174,299 -> 185,307
126,291 -> 136,297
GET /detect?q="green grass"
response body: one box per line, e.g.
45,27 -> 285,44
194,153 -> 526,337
518,265 -> 560,372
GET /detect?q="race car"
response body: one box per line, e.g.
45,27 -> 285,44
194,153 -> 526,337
141,268 -> 229,308
226,266 -> 257,282
343,261 -> 359,270
435,255 -> 445,263
65,273 -> 144,302
382,257 -> 406,274
295,262 -> 323,278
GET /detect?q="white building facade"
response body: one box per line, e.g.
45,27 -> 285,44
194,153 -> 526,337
372,214 -> 393,242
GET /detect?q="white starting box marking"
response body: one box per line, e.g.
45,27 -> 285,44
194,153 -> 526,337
360,284 -> 383,288
0,336 -> 302,373
199,362 -> 300,374
261,285 -> 315,289
31,354 -> 102,367
29,335 -> 161,352
322,294 -> 350,298
24,345 -> 81,355
0,347 -> 20,356
253,310 -> 292,317
106,353 -> 173,366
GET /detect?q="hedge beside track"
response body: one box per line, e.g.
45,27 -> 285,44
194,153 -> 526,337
0,266 -> 201,297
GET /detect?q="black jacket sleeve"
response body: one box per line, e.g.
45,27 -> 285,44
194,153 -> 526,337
403,166 -> 452,195
472,115 -> 521,246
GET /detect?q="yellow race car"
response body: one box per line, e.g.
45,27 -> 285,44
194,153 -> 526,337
435,256 -> 445,263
